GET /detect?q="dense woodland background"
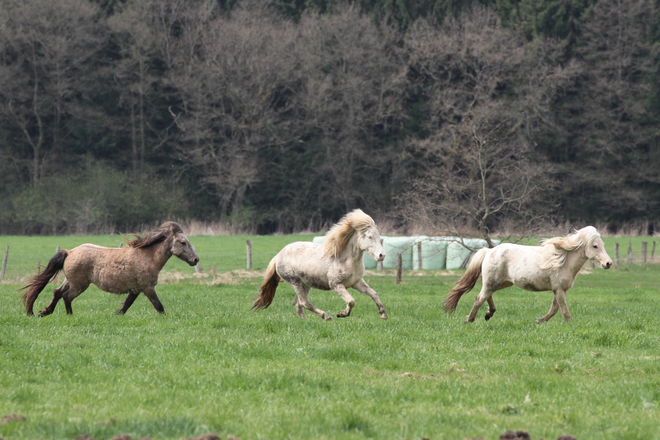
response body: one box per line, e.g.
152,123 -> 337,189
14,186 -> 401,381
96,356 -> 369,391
1,0 -> 659,235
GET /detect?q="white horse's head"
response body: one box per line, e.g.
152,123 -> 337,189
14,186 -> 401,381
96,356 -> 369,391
323,209 -> 385,261
581,227 -> 613,269
357,224 -> 386,262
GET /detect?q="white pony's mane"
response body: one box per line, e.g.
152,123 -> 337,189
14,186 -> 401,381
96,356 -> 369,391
538,226 -> 601,271
323,209 -> 376,259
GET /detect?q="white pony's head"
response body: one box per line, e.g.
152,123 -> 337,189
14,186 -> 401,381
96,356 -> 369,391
323,209 -> 385,262
539,226 -> 612,270
580,227 -> 613,269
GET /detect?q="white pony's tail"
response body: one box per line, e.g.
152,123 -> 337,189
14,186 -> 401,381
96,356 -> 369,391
252,257 -> 280,310
444,248 -> 489,314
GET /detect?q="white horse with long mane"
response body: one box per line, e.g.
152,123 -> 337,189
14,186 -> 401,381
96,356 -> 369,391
253,209 -> 388,321
444,226 -> 613,323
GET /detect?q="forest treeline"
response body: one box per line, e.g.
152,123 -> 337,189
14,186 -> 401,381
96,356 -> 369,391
1,0 -> 659,235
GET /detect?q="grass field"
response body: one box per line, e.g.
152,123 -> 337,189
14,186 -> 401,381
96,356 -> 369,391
1,234 -> 659,440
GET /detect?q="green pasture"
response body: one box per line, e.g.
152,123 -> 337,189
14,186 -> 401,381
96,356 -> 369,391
0,234 -> 659,440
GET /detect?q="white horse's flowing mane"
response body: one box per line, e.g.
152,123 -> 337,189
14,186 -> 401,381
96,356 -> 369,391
538,226 -> 601,271
323,209 -> 376,258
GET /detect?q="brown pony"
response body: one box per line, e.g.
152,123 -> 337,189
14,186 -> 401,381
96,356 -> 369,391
21,222 -> 199,316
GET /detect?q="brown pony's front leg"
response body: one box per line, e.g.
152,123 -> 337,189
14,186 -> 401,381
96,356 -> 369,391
142,287 -> 166,315
117,292 -> 140,314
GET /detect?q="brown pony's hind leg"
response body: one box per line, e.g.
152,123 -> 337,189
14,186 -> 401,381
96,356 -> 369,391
117,292 -> 140,314
38,279 -> 69,317
61,282 -> 90,315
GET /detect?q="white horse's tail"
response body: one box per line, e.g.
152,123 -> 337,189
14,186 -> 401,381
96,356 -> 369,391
252,257 -> 280,310
444,248 -> 489,314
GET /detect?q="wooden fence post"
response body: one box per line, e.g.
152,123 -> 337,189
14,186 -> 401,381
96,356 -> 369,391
615,242 -> 619,265
246,239 -> 252,270
628,240 -> 633,262
652,241 -> 656,261
642,242 -> 647,264
0,245 -> 8,279
377,239 -> 384,271
417,242 -> 423,270
396,253 -> 402,284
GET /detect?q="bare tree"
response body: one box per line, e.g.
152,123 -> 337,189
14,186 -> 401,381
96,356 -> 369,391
170,2 -> 304,220
0,0 -> 105,187
396,7 -> 564,242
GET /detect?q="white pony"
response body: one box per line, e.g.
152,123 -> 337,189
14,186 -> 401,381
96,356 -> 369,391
444,226 -> 613,323
253,209 -> 388,321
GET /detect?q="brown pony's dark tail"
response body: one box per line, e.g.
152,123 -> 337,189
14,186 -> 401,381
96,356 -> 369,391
252,258 -> 280,310
21,250 -> 68,316
444,248 -> 488,314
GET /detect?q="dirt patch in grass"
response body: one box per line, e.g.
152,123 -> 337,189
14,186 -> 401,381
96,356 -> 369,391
0,414 -> 25,423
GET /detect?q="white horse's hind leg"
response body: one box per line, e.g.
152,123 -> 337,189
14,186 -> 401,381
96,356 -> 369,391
352,279 -> 388,319
292,283 -> 333,321
332,284 -> 356,318
465,288 -> 494,323
536,296 -> 559,323
484,297 -> 497,321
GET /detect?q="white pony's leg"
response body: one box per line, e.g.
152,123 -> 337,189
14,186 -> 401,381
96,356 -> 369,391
331,284 -> 356,318
292,283 -> 333,321
352,279 -> 388,319
465,288 -> 493,323
484,297 -> 497,321
554,290 -> 572,322
536,296 -> 559,323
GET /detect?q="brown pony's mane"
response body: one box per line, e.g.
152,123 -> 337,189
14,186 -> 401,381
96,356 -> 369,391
323,209 -> 376,259
125,222 -> 183,249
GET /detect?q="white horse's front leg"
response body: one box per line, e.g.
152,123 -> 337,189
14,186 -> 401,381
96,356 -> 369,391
555,289 -> 572,322
536,296 -> 559,323
352,279 -> 388,319
331,284 -> 355,318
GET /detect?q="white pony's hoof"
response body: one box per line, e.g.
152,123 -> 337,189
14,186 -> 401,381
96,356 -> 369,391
322,314 -> 333,321
380,313 -> 388,320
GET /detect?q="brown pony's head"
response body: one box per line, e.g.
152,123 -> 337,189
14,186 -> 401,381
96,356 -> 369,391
126,222 -> 199,266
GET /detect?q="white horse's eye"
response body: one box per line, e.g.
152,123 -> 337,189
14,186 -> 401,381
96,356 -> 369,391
593,245 -> 598,248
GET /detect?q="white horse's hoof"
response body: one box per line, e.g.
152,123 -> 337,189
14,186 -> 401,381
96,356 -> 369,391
380,313 -> 388,320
